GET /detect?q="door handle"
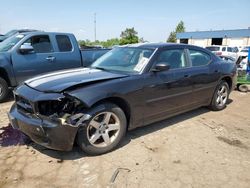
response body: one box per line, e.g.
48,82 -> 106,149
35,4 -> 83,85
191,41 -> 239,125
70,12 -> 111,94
214,70 -> 219,73
46,56 -> 56,62
184,74 -> 190,78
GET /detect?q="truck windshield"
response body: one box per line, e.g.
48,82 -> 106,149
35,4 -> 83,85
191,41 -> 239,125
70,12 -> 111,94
0,34 -> 25,52
4,30 -> 18,37
205,46 -> 220,52
91,47 -> 154,73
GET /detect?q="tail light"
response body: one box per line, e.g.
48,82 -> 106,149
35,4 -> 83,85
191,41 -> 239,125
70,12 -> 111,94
216,52 -> 222,56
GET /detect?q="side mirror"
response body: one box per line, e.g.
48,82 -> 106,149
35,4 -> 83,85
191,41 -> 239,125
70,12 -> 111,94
19,44 -> 34,54
152,63 -> 170,72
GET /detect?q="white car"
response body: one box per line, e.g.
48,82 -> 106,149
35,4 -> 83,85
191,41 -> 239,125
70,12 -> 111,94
237,46 -> 249,57
205,45 -> 238,58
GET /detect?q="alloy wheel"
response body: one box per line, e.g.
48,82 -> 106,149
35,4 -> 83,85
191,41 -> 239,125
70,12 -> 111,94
87,112 -> 121,148
216,85 -> 228,107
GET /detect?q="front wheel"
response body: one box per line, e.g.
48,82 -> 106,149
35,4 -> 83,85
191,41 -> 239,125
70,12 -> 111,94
77,103 -> 127,155
209,81 -> 229,111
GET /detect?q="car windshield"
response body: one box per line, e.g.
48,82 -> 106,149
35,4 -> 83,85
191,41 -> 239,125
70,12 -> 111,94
205,46 -> 220,51
4,30 -> 18,37
91,47 -> 154,73
241,47 -> 249,52
0,34 -> 25,52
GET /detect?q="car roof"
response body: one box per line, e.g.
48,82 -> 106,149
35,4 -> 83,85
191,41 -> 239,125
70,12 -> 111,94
18,31 -> 73,36
120,42 -> 197,49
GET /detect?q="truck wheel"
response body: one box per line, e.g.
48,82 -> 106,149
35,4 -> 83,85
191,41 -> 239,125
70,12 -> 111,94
238,84 -> 248,92
77,103 -> 127,155
209,81 -> 229,111
0,77 -> 9,102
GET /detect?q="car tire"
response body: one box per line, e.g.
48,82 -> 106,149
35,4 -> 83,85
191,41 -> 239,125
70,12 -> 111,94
77,103 -> 127,155
0,77 -> 9,103
238,84 -> 248,92
209,81 -> 229,111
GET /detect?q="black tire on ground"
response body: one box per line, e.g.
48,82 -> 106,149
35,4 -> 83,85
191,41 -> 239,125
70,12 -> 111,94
209,81 -> 229,111
0,77 -> 9,102
238,84 -> 248,92
77,103 -> 127,155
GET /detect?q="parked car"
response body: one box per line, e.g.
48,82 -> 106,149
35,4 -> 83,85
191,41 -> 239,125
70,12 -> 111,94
8,43 -> 237,155
0,29 -> 38,42
237,46 -> 250,57
0,31 -> 109,102
236,47 -> 249,70
218,55 -> 236,63
205,45 -> 238,58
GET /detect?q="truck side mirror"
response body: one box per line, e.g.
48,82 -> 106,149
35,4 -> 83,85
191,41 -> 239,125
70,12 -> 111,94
19,44 -> 34,54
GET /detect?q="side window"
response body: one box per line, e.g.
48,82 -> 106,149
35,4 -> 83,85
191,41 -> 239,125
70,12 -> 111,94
222,47 -> 226,51
233,47 -> 238,53
156,49 -> 188,69
189,49 -> 211,66
227,47 -> 232,52
23,35 -> 52,53
56,35 -> 72,52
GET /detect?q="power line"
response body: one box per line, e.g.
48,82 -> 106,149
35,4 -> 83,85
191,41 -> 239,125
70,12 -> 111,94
94,13 -> 96,41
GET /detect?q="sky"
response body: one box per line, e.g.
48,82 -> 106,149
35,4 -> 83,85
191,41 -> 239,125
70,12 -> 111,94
0,0 -> 249,42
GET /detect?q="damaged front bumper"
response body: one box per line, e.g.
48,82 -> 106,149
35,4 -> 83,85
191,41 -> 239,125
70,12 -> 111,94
8,85 -> 90,151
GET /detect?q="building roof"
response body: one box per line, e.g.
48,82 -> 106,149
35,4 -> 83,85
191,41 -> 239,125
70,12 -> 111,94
176,29 -> 250,39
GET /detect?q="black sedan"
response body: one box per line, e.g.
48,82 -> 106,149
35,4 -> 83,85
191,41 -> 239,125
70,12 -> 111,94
8,43 -> 237,155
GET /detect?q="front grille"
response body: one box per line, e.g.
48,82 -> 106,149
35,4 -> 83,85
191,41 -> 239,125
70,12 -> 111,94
15,95 -> 34,114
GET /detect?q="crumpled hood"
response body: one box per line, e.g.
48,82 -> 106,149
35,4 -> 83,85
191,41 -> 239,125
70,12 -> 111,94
25,68 -> 128,92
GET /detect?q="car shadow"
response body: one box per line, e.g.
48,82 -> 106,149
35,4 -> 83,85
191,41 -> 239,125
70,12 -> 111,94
2,98 -> 233,159
30,106 -> 214,160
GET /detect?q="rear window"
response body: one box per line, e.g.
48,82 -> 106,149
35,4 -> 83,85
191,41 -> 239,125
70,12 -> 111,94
205,46 -> 220,52
190,49 -> 211,66
56,35 -> 72,52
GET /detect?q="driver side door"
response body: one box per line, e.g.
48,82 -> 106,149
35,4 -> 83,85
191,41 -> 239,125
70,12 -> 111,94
143,47 -> 194,125
11,34 -> 56,84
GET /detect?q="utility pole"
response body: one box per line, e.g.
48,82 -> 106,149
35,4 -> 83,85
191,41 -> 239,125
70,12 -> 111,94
94,13 -> 96,42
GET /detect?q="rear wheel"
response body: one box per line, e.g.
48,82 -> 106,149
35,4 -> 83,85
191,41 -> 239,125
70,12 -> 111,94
209,81 -> 229,111
77,103 -> 127,155
0,77 -> 9,102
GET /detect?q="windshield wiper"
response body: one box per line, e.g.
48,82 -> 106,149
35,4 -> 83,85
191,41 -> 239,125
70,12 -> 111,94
92,66 -> 108,71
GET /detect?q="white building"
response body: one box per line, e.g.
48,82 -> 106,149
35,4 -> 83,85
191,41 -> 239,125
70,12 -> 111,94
176,29 -> 250,48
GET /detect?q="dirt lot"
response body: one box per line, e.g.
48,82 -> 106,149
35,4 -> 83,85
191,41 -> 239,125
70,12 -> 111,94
0,91 -> 250,188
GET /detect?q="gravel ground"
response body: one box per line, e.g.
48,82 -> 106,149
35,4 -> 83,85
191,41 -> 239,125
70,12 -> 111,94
0,91 -> 250,188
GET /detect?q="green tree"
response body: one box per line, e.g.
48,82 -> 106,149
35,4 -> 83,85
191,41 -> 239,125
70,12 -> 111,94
104,38 -> 120,48
175,21 -> 185,33
167,21 -> 185,43
167,32 -> 176,43
119,27 -> 139,45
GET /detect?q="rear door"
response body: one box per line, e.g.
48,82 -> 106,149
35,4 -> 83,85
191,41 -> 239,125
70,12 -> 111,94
52,34 -> 82,70
143,47 -> 193,125
187,48 -> 220,105
12,34 -> 56,84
